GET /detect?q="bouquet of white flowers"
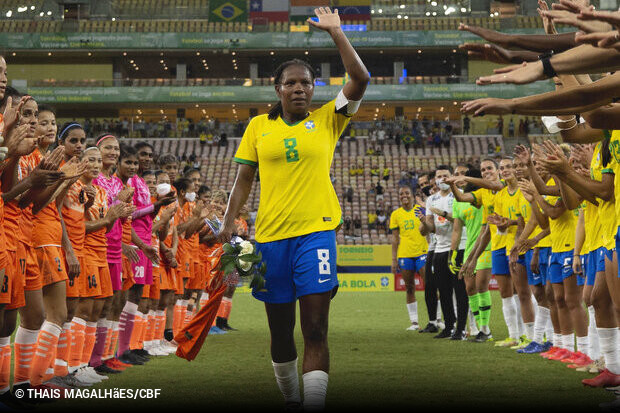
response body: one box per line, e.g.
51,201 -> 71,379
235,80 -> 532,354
218,239 -> 267,291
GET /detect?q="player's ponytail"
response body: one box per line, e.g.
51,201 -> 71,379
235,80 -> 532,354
268,59 -> 316,121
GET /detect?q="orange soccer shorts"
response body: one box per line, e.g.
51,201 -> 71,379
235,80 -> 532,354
36,246 -> 68,287
142,266 -> 161,300
186,260 -> 204,290
160,265 -> 175,291
6,249 -> 24,310
0,252 -> 13,305
92,263 -> 112,299
20,243 -> 42,291
64,255 -> 88,298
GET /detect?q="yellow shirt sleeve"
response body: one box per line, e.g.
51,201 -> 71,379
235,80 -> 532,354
234,118 -> 258,166
389,209 -> 399,230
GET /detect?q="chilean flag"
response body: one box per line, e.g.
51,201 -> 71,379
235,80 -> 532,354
249,0 -> 289,22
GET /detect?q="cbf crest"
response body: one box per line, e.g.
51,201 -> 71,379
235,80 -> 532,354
305,121 -> 315,130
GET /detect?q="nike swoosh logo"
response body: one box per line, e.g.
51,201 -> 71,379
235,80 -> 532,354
262,132 -> 271,137
318,278 -> 331,284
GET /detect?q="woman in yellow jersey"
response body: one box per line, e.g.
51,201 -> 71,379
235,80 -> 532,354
530,144 -> 590,365
511,151 -> 556,354
390,186 -> 428,331
217,8 -> 369,410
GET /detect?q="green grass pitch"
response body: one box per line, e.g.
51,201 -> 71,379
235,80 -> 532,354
41,291 -> 612,411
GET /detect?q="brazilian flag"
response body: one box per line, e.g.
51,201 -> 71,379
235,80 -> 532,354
209,0 -> 247,22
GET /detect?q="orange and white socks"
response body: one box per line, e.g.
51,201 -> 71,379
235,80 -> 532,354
217,297 -> 233,321
53,322 -> 72,377
68,317 -> 86,374
13,326 -> 39,387
0,337 -> 11,395
30,321 -> 62,387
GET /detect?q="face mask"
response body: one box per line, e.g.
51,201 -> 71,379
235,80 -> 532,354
156,183 -> 171,196
438,182 -> 450,191
422,186 -> 431,196
185,192 -> 197,202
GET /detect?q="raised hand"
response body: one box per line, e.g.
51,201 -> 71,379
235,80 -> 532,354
477,61 -> 544,85
307,7 -> 341,32
2,96 -> 28,134
575,30 -> 620,50
160,204 -> 177,224
538,0 -> 558,35
459,43 -> 517,64
514,145 -> 532,166
457,23 -> 510,47
60,157 -> 89,180
39,146 -> 65,171
5,124 -> 31,158
29,166 -> 64,188
518,179 -> 535,202
461,98 -> 514,116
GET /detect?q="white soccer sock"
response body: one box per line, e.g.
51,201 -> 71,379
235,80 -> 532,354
587,306 -> 600,360
501,297 -> 518,339
436,300 -> 442,321
272,358 -> 301,404
406,302 -> 418,324
546,318 -> 555,343
533,306 -> 550,344
468,310 -> 479,335
303,370 -> 328,412
562,333 -> 575,351
524,322 -> 535,341
513,295 -> 524,337
576,335 -> 589,357
553,333 -> 561,348
598,327 -> 620,374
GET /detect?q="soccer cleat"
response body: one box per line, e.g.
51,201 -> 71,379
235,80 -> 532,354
145,345 -> 168,356
511,338 -> 531,350
474,332 -> 493,343
94,364 -> 122,375
406,323 -> 420,331
45,376 -> 74,389
450,330 -> 467,341
541,341 -> 553,352
73,368 -> 101,384
419,323 -> 439,334
159,340 -> 178,354
547,349 -> 574,361
217,317 -> 238,331
60,372 -> 93,388
105,358 -> 129,370
517,341 -> 545,354
433,329 -> 453,339
209,326 -> 227,335
437,320 -> 445,330
562,352 -> 592,365
583,369 -> 620,388
540,346 -> 561,359
495,337 -> 519,347
118,350 -> 145,366
84,366 -> 108,381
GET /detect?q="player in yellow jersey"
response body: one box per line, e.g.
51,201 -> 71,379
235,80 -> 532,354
390,186 -> 428,331
217,8 -> 369,411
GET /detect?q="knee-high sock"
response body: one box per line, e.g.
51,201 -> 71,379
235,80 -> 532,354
599,327 -> 620,374
129,311 -> 145,351
478,291 -> 492,333
81,322 -> 97,367
68,318 -> 86,373
0,337 -> 11,394
103,321 -> 119,361
501,297 -> 518,339
272,358 -> 301,404
588,306 -> 600,360
303,370 -> 329,412
513,295 -> 524,338
154,310 -> 166,341
533,306 -> 550,344
217,297 -> 233,320
116,302 -> 138,357
89,318 -> 110,368
144,311 -> 156,346
468,293 -> 481,326
13,326 -> 39,386
53,322 -> 72,377
30,321 -> 62,387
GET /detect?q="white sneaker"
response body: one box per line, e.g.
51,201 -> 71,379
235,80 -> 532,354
62,372 -> 93,387
406,323 -> 419,331
74,367 -> 101,384
437,320 -> 445,330
160,339 -> 177,353
84,366 -> 108,381
146,345 -> 168,356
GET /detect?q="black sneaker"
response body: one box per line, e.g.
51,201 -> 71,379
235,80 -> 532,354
450,330 -> 466,341
130,349 -> 151,361
475,332 -> 493,343
419,323 -> 439,333
94,364 -> 122,375
217,317 -> 238,331
118,350 -> 144,365
433,329 -> 453,339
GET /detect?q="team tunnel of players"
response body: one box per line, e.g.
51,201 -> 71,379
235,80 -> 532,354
9,0 -> 620,408
0,81 -> 248,402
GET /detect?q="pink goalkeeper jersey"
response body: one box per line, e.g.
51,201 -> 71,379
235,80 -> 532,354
128,174 -> 153,244
93,173 -> 124,263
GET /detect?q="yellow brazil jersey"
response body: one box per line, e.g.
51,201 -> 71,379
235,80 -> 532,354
472,185 -> 505,251
496,186 -> 521,253
389,206 -> 428,258
585,141 -> 605,252
604,131 -> 619,249
590,137 -> 617,250
544,192 -> 577,253
234,99 -> 350,243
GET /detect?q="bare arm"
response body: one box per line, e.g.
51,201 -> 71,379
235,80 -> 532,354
391,228 -> 399,274
458,24 -> 577,52
450,218 -> 463,251
218,164 -> 256,242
